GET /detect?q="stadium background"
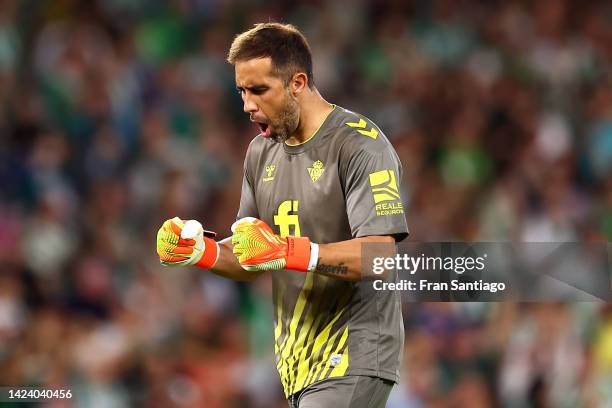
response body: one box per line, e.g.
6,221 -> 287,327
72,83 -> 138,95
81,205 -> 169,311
1,0 -> 611,406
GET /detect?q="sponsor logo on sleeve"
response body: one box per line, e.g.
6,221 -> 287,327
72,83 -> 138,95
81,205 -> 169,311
369,170 -> 404,216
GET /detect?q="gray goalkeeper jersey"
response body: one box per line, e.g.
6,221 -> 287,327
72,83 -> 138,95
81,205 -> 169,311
237,105 -> 409,397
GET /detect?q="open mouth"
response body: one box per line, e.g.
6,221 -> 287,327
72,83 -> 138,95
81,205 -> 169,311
257,122 -> 271,138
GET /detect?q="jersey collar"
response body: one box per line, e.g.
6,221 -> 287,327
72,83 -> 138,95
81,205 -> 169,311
282,105 -> 337,154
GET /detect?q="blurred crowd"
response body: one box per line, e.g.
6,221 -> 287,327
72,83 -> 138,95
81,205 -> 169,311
0,0 -> 611,406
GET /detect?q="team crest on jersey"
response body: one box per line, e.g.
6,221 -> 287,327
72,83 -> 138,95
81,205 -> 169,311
263,164 -> 276,182
307,160 -> 325,183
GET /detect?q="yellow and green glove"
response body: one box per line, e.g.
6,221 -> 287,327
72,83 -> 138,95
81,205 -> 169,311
231,217 -> 319,272
156,217 -> 219,269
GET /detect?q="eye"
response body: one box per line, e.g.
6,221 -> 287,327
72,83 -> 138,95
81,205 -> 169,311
251,87 -> 268,95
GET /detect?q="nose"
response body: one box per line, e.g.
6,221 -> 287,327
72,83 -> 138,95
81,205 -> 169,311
243,94 -> 258,114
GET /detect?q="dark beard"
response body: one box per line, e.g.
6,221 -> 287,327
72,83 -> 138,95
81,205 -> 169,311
269,94 -> 299,144
269,132 -> 288,144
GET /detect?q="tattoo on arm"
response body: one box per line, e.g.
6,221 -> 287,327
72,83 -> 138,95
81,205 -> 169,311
315,258 -> 348,275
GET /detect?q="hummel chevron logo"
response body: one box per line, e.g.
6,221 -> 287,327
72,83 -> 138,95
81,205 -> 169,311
263,164 -> 276,182
345,118 -> 378,139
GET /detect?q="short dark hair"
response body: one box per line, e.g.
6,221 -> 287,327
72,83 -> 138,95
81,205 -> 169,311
227,23 -> 315,89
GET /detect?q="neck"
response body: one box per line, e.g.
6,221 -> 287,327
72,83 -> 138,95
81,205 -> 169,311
286,89 -> 333,145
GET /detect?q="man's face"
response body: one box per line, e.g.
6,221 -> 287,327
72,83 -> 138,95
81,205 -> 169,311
235,57 -> 299,143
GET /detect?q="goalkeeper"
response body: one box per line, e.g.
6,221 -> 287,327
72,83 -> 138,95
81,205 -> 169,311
157,23 -> 408,408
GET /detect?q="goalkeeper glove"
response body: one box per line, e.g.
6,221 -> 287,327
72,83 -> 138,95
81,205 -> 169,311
156,217 -> 219,269
231,217 -> 319,272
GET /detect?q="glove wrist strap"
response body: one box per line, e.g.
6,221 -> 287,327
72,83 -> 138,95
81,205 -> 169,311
285,236 -> 312,272
195,237 -> 219,269
308,243 -> 319,272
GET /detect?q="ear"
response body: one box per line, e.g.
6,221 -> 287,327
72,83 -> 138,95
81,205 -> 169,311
290,72 -> 308,96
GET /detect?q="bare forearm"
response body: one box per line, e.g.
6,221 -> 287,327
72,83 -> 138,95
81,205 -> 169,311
315,236 -> 395,281
208,238 -> 264,281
